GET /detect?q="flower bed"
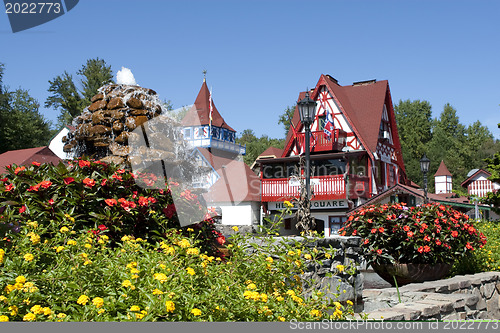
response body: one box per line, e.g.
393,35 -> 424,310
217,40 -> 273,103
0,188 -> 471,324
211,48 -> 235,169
0,160 -> 355,321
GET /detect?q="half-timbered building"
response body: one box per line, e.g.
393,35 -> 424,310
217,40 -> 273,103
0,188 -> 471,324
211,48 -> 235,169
257,74 -> 408,236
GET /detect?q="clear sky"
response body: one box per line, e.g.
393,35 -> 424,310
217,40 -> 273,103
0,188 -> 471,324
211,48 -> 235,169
1,0 -> 499,140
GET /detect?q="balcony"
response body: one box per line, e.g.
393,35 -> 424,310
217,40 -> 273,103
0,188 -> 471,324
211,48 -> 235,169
290,129 -> 347,153
261,175 -> 346,202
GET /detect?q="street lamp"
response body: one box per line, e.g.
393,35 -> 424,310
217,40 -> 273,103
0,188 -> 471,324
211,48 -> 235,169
420,154 -> 430,203
297,91 -> 316,200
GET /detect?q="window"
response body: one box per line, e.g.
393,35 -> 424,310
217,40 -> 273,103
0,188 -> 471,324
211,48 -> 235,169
329,216 -> 346,234
318,115 -> 326,131
184,128 -> 192,139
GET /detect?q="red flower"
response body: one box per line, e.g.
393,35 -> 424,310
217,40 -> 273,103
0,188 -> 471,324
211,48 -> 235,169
423,235 -> 431,242
19,205 -> 26,214
363,239 -> 369,245
148,197 -> 157,204
436,240 -> 442,246
112,174 -> 122,181
163,204 -> 177,218
367,219 -> 373,224
79,160 -> 91,168
407,231 -> 414,238
465,242 -> 473,250
138,196 -> 149,207
370,228 -> 377,234
421,223 -> 428,230
376,249 -> 382,255
451,230 -> 458,238
105,199 -> 117,207
14,166 -> 25,174
63,177 -> 75,185
0,178 -> 7,182
378,227 -> 385,233
39,180 -> 52,189
403,225 -> 410,232
32,161 -> 41,166
216,235 -> 226,245
82,178 -> 95,188
352,229 -> 358,236
27,184 -> 40,192
5,184 -> 14,192
98,224 -> 107,231
101,179 -> 107,186
418,246 -> 424,253
423,245 -> 431,253
48,199 -> 54,205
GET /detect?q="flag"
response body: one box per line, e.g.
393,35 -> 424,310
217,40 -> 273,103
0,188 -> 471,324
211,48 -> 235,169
209,87 -> 213,127
323,108 -> 334,141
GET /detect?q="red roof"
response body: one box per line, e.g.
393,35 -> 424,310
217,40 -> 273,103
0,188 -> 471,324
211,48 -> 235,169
461,169 -> 492,187
181,80 -> 235,131
434,160 -> 452,177
258,147 -> 284,159
197,148 -> 260,203
284,75 -> 402,162
0,146 -> 62,174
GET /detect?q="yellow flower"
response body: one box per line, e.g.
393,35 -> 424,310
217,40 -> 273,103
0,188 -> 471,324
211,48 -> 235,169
260,293 -> 268,302
15,275 -> 26,284
265,257 -> 273,264
129,305 -> 140,312
284,200 -> 294,208
56,246 -> 65,253
30,305 -> 44,314
164,246 -> 175,255
23,313 -> 36,321
191,308 -> 201,316
178,239 -> 190,248
165,300 -> 175,313
43,307 -> 52,316
310,309 -> 322,317
187,228 -> 194,232
276,296 -> 284,301
287,250 -> 295,256
57,313 -> 67,319
246,283 -> 257,290
186,267 -> 195,276
292,295 -> 304,304
121,235 -> 130,242
304,254 -> 312,260
9,305 -> 18,316
152,289 -> 164,295
286,290 -> 296,297
83,260 -> 92,265
84,243 -> 92,249
153,273 -> 168,283
92,297 -> 104,308
27,221 -> 38,228
336,265 -> 345,273
186,247 -> 199,255
278,316 -> 286,322
0,296 -> 6,303
126,262 -> 138,269
232,226 -> 239,232
122,280 -> 133,288
324,253 -> 331,259
29,234 -> 40,245
98,309 -> 105,314
60,227 -> 69,233
0,315 -> 8,322
100,235 -> 109,241
67,240 -> 77,246
24,253 -> 34,262
77,295 -> 89,305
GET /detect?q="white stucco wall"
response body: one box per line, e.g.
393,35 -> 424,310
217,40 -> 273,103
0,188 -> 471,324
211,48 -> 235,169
208,202 -> 260,225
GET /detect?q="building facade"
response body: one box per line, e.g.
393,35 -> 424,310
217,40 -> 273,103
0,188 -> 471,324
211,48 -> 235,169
257,74 -> 408,237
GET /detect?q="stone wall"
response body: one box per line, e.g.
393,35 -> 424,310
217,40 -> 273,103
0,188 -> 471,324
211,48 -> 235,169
236,234 -> 364,303
363,272 -> 500,320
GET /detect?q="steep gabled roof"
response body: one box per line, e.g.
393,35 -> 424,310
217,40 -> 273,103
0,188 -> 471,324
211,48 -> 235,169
434,160 -> 452,177
0,146 -> 62,174
283,75 -> 395,159
181,80 -> 235,131
461,169 -> 492,188
258,147 -> 284,159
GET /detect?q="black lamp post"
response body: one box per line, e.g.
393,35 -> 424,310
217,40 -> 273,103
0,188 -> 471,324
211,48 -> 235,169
420,154 -> 430,203
297,91 -> 316,200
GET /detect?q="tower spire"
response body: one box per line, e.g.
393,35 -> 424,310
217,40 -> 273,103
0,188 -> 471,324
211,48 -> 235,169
202,69 -> 207,82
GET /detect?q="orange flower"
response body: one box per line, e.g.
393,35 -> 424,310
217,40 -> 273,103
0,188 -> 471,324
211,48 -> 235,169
63,177 -> 75,185
32,161 -> 41,166
82,178 -> 95,188
14,166 -> 25,174
451,231 -> 458,238
105,199 -> 117,207
79,160 -> 91,168
39,180 -> 52,189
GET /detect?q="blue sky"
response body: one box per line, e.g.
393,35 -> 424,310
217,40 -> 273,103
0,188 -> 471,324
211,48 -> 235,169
1,0 -> 499,139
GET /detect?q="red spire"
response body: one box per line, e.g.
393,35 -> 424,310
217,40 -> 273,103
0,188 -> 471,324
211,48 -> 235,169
181,80 -> 235,131
434,160 -> 452,177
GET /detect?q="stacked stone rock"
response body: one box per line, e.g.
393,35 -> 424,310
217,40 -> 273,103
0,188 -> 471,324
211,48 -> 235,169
62,84 -> 165,166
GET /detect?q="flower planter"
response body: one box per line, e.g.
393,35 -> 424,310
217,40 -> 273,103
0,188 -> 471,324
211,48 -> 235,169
371,262 -> 452,286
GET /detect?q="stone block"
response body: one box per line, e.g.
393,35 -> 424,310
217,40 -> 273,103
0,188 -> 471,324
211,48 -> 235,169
486,291 -> 500,318
471,288 -> 486,310
400,291 -> 429,302
417,298 -> 454,313
425,293 -> 468,309
362,289 -> 383,297
364,310 -> 405,321
482,283 -> 496,299
441,312 -> 461,320
387,304 -> 422,320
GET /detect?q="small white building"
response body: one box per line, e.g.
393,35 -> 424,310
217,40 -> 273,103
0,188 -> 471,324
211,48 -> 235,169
434,160 -> 453,194
461,169 -> 500,198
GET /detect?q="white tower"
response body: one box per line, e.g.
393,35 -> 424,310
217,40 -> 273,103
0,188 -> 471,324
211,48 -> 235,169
434,160 -> 452,194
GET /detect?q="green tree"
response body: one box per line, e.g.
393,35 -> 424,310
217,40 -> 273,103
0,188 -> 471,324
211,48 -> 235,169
482,150 -> 500,213
0,88 -> 53,153
277,105 -> 295,137
237,129 -> 284,166
394,99 -> 433,186
46,58 -> 113,128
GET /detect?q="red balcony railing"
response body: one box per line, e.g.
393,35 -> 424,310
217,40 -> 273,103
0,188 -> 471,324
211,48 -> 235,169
285,129 -> 347,154
261,175 -> 346,202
